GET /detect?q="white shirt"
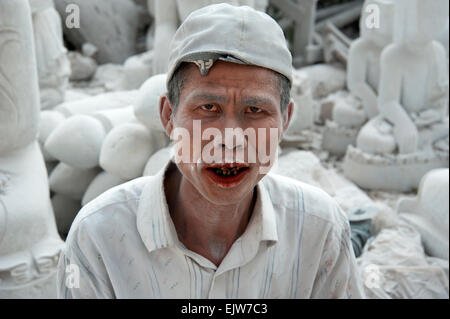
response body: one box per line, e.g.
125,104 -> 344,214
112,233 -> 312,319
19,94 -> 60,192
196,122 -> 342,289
57,160 -> 365,299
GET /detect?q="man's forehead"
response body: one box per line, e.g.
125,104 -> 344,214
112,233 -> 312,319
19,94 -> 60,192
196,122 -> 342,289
183,60 -> 280,86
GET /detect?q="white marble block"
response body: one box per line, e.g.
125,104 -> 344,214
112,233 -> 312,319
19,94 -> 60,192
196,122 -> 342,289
44,107 -> 137,169
143,146 -> 173,176
398,169 -> 449,260
45,115 -> 107,169
49,163 -> 100,200
134,73 -> 167,132
99,122 -> 168,180
55,90 -> 139,117
82,171 -> 127,206
122,51 -> 154,90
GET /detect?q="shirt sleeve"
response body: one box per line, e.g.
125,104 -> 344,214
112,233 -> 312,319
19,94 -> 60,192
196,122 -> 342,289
310,207 -> 366,299
56,218 -> 115,299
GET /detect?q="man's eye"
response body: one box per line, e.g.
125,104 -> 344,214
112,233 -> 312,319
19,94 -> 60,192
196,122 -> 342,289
246,106 -> 262,113
200,104 -> 218,112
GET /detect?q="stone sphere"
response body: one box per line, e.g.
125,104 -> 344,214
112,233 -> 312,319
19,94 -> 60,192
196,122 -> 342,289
134,73 -> 167,132
99,123 -> 156,180
45,115 -> 106,169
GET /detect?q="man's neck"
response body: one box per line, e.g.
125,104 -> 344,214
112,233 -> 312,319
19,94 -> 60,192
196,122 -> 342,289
164,163 -> 256,267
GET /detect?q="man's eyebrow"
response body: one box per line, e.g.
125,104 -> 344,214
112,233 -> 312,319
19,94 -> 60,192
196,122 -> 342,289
188,92 -> 229,103
239,96 -> 276,106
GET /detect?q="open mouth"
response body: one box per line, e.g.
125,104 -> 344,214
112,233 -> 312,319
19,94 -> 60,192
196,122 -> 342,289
204,164 -> 250,187
207,166 -> 249,177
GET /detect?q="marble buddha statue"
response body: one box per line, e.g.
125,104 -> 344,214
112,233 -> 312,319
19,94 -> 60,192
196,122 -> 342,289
343,0 -> 449,192
322,0 -> 394,155
0,0 -> 64,298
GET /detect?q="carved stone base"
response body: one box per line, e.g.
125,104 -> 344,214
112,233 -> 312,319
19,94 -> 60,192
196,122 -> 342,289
0,270 -> 57,299
343,145 -> 449,192
322,120 -> 358,155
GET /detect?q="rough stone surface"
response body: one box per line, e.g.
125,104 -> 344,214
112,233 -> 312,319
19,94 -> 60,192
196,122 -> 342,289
298,63 -> 346,100
54,0 -> 141,64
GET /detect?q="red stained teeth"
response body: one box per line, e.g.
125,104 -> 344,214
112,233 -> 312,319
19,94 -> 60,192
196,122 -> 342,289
212,166 -> 246,176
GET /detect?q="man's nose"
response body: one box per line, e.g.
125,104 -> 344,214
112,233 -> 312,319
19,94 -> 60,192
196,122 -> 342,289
213,118 -> 247,150
221,127 -> 247,150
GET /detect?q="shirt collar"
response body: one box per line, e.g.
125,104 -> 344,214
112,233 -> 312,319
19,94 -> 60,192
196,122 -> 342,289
136,159 -> 179,253
136,159 -> 278,255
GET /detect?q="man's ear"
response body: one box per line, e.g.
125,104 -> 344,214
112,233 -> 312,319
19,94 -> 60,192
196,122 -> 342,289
282,99 -> 294,133
160,94 -> 174,138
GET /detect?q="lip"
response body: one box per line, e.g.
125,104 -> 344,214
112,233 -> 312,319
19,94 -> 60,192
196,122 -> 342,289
203,165 -> 251,188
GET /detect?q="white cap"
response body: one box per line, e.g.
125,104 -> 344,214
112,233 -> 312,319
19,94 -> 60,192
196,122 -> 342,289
166,3 -> 293,87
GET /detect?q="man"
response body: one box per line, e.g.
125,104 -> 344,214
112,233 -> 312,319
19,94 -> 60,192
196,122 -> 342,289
57,4 -> 365,298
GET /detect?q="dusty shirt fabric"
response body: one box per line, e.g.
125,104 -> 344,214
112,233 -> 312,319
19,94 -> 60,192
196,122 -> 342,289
57,160 -> 365,299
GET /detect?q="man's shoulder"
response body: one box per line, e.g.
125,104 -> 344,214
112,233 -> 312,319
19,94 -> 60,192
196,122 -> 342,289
66,176 -> 154,240
263,172 -> 348,227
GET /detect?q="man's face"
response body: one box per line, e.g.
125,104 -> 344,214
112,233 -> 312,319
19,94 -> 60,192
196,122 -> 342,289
162,61 -> 292,206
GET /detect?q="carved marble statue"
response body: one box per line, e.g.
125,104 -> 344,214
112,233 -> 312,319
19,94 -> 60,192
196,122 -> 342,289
344,0 -> 449,192
123,0 -> 268,89
0,0 -> 64,298
322,0 -> 394,155
30,0 -> 71,109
